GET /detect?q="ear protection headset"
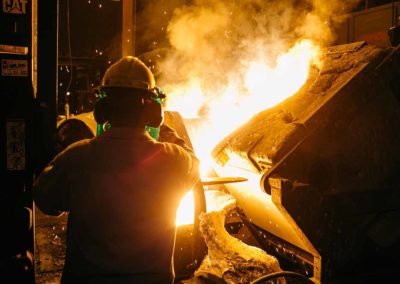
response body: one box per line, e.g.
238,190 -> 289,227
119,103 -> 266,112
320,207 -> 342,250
93,56 -> 166,139
140,87 -> 166,128
93,89 -> 110,126
93,86 -> 166,137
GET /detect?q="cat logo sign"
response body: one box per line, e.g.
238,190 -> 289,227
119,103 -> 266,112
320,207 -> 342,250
3,0 -> 28,14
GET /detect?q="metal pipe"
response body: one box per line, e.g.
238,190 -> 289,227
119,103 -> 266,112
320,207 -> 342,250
392,0 -> 396,26
122,0 -> 136,56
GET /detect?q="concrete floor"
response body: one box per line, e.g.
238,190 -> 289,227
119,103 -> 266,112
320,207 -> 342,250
34,206 -> 67,284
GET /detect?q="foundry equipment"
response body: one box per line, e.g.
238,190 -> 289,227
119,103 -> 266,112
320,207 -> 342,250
53,41 -> 400,284
211,41 -> 400,283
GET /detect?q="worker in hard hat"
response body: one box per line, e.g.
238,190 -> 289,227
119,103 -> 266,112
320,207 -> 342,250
33,56 -> 200,284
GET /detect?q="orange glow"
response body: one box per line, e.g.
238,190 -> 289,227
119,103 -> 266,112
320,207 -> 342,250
176,189 -> 236,227
176,191 -> 195,226
173,40 -> 320,226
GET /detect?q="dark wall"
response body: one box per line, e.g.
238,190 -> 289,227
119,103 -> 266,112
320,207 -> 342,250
0,0 -> 35,282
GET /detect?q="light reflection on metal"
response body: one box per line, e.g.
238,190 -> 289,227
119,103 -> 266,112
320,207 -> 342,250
32,0 -> 38,98
211,160 -> 307,251
122,0 -> 136,56
0,44 -> 28,55
200,176 -> 248,186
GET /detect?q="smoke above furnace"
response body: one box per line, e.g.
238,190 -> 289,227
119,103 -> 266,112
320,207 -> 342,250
138,0 -> 361,117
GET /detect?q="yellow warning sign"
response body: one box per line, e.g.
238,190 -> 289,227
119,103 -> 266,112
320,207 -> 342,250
2,0 -> 28,14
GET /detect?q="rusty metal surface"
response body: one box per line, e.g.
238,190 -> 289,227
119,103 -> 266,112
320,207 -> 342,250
212,43 -> 389,169
211,42 -> 400,283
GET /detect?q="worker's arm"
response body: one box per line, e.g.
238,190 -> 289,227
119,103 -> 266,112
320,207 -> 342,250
159,124 -> 200,185
160,125 -> 206,268
33,149 -> 72,216
158,124 -> 195,155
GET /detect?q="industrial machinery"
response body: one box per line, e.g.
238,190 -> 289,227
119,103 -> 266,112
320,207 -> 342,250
211,41 -> 400,283
52,41 -> 400,284
7,0 -> 398,283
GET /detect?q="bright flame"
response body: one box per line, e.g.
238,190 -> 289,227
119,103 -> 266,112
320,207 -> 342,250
173,40 -> 320,226
165,78 -> 205,118
175,191 -> 195,226
169,39 -> 320,171
244,40 -> 317,105
176,189 -> 237,227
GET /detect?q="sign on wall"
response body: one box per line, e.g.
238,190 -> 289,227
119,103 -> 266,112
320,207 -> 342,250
6,119 -> 26,171
2,0 -> 28,14
1,59 -> 28,77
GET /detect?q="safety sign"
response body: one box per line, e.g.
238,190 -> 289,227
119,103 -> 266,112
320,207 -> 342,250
1,59 -> 28,77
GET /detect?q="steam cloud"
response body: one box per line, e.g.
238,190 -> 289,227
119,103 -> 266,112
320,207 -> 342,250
137,0 -> 360,158
138,0 -> 360,115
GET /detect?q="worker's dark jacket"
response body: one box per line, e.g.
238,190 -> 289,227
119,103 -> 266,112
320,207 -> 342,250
33,125 -> 199,283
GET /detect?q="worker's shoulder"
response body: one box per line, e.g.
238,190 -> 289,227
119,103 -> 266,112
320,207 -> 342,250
65,138 -> 92,151
57,138 -> 93,160
156,140 -> 186,153
156,141 -> 196,159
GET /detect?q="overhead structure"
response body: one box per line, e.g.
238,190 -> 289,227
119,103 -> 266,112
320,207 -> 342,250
122,0 -> 136,56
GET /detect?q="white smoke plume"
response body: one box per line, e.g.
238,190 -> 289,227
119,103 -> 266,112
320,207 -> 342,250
141,0 -> 360,113
137,0 -> 361,160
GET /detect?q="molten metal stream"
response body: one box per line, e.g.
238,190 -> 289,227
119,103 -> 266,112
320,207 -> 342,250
175,40 -> 320,227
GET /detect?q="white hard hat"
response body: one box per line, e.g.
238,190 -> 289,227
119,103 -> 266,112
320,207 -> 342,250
101,56 -> 156,92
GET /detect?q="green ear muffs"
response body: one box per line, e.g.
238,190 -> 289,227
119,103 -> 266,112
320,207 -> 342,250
93,96 -> 110,125
142,98 -> 164,128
